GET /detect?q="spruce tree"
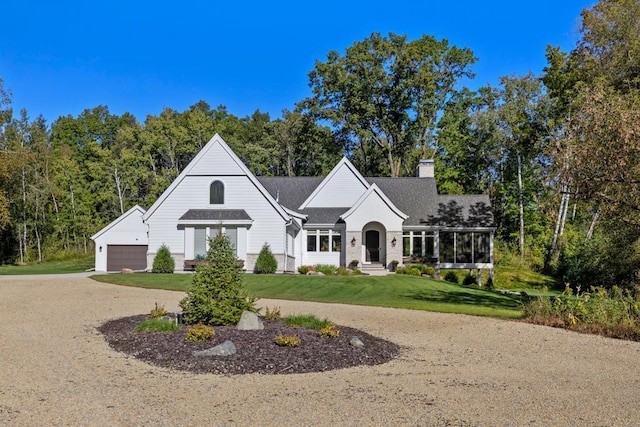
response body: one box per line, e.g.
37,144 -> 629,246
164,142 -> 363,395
180,234 -> 256,325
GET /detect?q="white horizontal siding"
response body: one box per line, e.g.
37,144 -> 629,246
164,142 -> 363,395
188,142 -> 247,175
344,191 -> 405,232
93,209 -> 147,272
146,175 -> 286,262
306,163 -> 367,208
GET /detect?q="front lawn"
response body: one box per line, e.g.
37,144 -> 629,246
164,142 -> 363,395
0,256 -> 94,275
91,273 -> 525,318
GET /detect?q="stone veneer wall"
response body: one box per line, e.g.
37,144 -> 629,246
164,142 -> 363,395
244,252 -> 288,273
385,231 -> 403,268
345,231 -> 361,267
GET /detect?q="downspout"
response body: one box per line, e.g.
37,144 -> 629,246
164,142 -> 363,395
284,217 -> 292,272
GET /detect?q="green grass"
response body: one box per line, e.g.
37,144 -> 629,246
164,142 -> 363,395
134,317 -> 179,332
282,314 -> 329,329
91,273 -> 526,318
0,256 -> 94,275
493,265 -> 559,290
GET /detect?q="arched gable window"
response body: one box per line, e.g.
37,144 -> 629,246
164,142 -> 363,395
210,180 -> 224,204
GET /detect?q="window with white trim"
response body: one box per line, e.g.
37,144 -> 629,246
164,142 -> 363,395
306,229 -> 342,252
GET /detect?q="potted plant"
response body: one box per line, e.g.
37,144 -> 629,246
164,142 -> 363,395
389,260 -> 399,272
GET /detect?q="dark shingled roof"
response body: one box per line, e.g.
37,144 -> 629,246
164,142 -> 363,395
257,177 -> 323,210
179,209 -> 252,221
300,208 -> 349,225
424,195 -> 494,227
367,177 -> 439,226
258,175 -> 494,228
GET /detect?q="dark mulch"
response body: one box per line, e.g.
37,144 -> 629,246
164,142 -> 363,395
97,315 -> 401,375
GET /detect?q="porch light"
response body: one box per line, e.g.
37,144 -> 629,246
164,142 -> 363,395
99,246 -> 102,253
351,237 -> 356,247
391,237 -> 397,247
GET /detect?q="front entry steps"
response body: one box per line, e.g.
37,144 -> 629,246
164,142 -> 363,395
360,263 -> 389,276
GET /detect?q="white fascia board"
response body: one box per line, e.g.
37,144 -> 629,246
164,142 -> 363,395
341,184 -> 408,220
298,157 -> 370,209
282,206 -> 307,220
90,205 -> 146,241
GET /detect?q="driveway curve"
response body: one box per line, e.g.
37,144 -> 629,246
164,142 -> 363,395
1,275 -> 639,426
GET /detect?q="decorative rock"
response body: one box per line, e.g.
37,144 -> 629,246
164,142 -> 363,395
349,337 -> 365,348
306,271 -> 325,276
236,311 -> 264,330
193,340 -> 236,357
120,268 -> 133,274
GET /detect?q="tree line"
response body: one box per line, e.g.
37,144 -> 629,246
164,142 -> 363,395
1,0 -> 639,289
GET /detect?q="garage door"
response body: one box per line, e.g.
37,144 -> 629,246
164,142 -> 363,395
107,245 -> 148,271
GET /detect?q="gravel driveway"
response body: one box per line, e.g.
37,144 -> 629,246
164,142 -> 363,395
1,275 -> 639,426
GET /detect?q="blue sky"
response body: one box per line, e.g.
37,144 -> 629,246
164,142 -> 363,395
1,1 -> 594,124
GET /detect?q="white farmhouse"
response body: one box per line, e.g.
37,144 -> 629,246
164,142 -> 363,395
92,134 -> 495,278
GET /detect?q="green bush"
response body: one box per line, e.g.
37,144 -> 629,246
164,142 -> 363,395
298,265 -> 314,274
444,271 -> 459,284
254,242 -> 277,274
185,324 -> 215,342
336,266 -> 351,275
523,286 -> 640,340
134,317 -> 178,332
420,265 -> 435,276
152,244 -> 175,273
314,264 -> 337,275
462,274 -> 477,286
179,234 -> 256,325
407,267 -> 422,276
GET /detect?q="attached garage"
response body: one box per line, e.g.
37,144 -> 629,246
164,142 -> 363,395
106,245 -> 148,271
91,205 -> 149,272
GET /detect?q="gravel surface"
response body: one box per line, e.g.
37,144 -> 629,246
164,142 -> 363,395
1,275 -> 640,426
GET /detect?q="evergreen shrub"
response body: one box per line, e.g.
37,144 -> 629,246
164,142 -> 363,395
255,243 -> 277,274
180,234 -> 256,325
444,271 -> 459,284
152,244 -> 175,273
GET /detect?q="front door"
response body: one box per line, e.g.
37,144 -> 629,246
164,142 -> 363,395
365,230 -> 380,262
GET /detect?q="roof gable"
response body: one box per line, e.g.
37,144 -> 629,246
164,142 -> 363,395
142,134 -> 290,222
91,205 -> 146,240
341,184 -> 408,221
299,157 -> 370,209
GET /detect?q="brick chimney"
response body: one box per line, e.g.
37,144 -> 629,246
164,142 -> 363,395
416,159 -> 434,178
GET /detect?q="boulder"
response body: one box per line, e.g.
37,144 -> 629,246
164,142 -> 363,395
349,337 -> 365,348
193,340 -> 236,357
236,311 -> 264,330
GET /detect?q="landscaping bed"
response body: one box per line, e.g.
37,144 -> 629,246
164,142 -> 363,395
98,314 -> 401,375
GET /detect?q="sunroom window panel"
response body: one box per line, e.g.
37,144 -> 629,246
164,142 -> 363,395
424,234 -> 434,258
402,234 -> 411,257
474,233 -> 490,263
412,234 -> 422,257
440,232 -> 455,263
456,233 -> 473,263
